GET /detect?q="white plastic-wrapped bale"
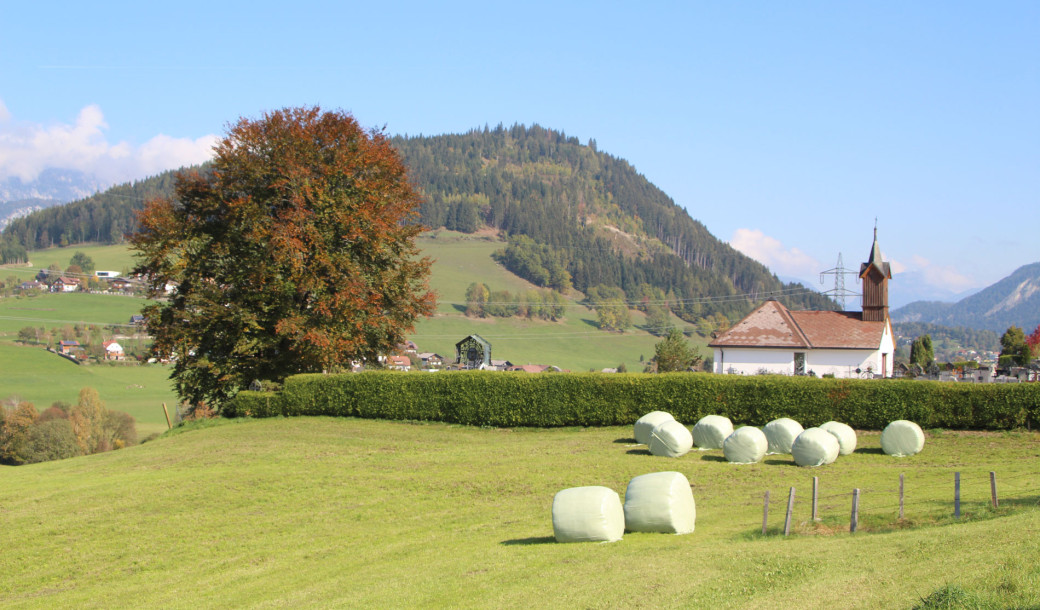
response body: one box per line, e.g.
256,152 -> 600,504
791,428 -> 840,467
552,486 -> 625,543
648,420 -> 694,458
634,411 -> 675,445
763,418 -> 804,454
881,420 -> 925,457
722,426 -> 768,464
691,415 -> 733,450
623,471 -> 696,534
820,421 -> 857,455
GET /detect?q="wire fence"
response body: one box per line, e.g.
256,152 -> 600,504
692,470 -> 1039,536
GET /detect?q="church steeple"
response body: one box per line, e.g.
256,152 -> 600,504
859,226 -> 891,322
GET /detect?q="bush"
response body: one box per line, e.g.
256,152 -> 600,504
26,419 -> 82,463
224,372 -> 1040,430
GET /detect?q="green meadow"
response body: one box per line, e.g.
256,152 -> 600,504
1,418 -> 1037,608
1,235 -> 699,436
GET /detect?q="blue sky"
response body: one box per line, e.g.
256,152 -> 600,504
2,1 -> 1037,306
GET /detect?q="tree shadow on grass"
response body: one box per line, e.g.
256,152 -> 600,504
501,536 -> 556,546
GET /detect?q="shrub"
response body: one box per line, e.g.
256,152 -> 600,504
26,419 -> 82,463
225,372 -> 1040,430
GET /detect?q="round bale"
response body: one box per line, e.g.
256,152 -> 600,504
763,418 -> 804,454
791,427 -> 840,467
623,471 -> 696,534
648,420 -> 694,458
691,415 -> 733,450
552,486 -> 625,543
634,411 -> 675,445
881,420 -> 925,457
820,421 -> 857,455
723,426 -> 768,464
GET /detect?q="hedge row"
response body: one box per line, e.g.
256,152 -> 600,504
224,371 -> 1040,430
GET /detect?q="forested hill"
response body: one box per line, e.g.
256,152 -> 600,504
392,124 -> 834,321
0,167 -> 190,254
1,123 -> 834,323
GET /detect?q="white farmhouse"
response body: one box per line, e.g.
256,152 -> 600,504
710,230 -> 895,379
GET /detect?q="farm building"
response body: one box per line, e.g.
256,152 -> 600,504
710,230 -> 895,378
456,334 -> 492,369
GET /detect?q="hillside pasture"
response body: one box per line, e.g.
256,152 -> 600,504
0,291 -> 176,435
0,418 -> 1037,608
0,235 -> 701,437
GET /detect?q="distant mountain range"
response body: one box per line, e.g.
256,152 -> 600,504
891,262 -> 1040,334
0,168 -> 105,230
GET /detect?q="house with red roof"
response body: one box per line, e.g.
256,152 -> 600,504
709,230 -> 895,378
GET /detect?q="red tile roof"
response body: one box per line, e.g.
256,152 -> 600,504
709,300 -> 887,350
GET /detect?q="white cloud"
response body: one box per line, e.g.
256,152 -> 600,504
729,228 -> 821,277
891,255 -> 977,293
0,99 -> 217,185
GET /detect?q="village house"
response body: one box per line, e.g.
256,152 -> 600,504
386,355 -> 412,371
417,352 -> 444,369
103,340 -> 125,361
52,277 -> 80,293
107,278 -> 135,292
709,230 -> 895,378
19,280 -> 45,291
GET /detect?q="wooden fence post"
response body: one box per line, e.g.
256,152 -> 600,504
990,471 -> 998,508
765,492 -> 773,536
162,402 -> 172,430
850,488 -> 860,533
784,487 -> 795,536
954,472 -> 961,518
762,490 -> 770,535
812,476 -> 819,522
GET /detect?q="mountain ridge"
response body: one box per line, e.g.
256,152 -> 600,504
5,123 -> 834,326
892,262 -> 1040,333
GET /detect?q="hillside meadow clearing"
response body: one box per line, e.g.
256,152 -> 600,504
1,418 -> 1037,608
1,235 -> 696,436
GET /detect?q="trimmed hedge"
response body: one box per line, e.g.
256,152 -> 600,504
224,372 -> 1040,430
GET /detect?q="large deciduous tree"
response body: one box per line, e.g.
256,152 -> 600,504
131,107 -> 435,410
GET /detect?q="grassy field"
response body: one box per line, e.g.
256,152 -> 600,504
0,418 -> 1037,608
0,292 -> 177,436
1,236 -> 698,435
414,230 -> 697,371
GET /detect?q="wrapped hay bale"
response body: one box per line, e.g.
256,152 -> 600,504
723,426 -> 768,464
791,428 -> 840,467
820,421 -> 857,455
648,420 -> 693,458
552,486 -> 625,543
691,415 -> 733,450
634,411 -> 675,445
881,420 -> 925,457
623,471 -> 696,534
763,418 -> 804,454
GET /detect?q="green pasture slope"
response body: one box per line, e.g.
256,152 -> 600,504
0,291 -> 178,436
414,230 -> 695,371
1,418 -> 1037,607
1,235 -> 697,435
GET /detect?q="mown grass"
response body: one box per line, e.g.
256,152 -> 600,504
1,419 -> 1037,608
